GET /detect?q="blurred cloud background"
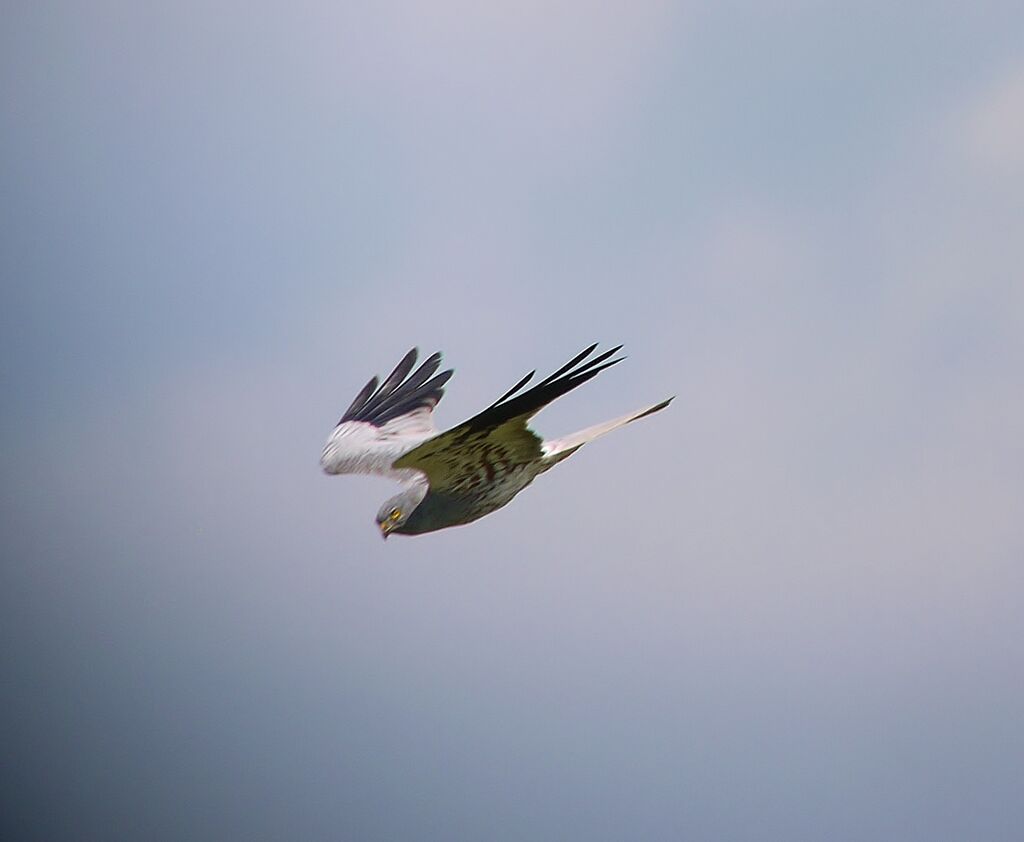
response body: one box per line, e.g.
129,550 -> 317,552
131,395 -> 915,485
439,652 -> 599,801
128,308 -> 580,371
2,2 -> 1022,839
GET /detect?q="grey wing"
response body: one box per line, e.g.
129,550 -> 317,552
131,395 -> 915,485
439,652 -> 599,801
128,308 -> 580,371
393,344 -> 623,493
320,348 -> 453,482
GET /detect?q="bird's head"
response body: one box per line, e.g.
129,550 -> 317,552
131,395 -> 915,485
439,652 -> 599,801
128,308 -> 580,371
375,488 -> 423,539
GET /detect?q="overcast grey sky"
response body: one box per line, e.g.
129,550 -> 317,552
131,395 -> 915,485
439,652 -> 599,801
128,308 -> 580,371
3,2 -> 1023,840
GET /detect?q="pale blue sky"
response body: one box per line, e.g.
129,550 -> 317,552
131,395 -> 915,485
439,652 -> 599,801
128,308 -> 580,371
3,2 -> 1023,840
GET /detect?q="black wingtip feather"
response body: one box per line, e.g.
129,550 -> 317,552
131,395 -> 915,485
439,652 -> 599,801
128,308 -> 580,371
340,376 -> 378,424
488,370 -> 535,408
537,343 -> 599,387
357,348 -> 419,417
340,349 -> 451,426
467,344 -> 628,431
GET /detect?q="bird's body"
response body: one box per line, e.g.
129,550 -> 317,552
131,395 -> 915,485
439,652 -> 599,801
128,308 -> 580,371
320,344 -> 671,537
398,468 -> 541,534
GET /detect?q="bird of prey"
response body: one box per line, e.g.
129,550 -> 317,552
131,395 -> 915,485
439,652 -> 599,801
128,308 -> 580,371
320,344 -> 672,538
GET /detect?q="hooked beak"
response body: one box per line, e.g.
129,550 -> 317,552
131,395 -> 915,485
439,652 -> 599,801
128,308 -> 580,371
379,522 -> 389,540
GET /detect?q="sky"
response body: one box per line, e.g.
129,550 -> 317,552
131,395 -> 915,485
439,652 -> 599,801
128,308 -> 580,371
2,2 -> 1023,839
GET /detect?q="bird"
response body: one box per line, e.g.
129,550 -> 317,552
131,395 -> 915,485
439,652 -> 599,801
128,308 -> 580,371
320,344 -> 672,538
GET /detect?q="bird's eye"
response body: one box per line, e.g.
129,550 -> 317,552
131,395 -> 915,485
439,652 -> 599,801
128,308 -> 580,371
389,509 -> 401,521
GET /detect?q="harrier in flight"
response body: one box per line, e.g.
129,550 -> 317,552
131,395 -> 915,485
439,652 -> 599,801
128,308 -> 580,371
321,344 -> 672,537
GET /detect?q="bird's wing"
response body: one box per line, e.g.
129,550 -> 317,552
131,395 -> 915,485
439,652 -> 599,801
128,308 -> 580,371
393,344 -> 623,492
320,348 -> 453,481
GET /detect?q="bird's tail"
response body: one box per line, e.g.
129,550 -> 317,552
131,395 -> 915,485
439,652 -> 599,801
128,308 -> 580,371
541,397 -> 673,466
